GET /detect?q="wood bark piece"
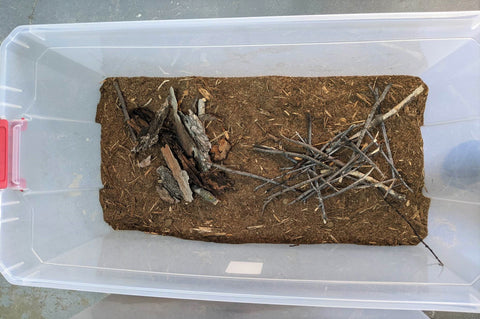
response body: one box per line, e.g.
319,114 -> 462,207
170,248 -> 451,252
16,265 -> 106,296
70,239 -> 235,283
197,98 -> 206,116
168,87 -> 196,157
156,165 -> 183,201
156,185 -> 178,204
180,110 -> 212,171
161,144 -> 193,202
133,99 -> 169,152
211,137 -> 231,162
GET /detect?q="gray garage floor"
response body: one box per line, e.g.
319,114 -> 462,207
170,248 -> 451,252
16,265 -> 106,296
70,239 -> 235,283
0,0 -> 480,318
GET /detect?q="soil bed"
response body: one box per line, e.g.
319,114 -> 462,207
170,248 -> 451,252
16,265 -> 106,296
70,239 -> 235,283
96,75 -> 430,245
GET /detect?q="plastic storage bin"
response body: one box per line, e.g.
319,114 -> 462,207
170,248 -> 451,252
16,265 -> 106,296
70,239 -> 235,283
0,12 -> 479,312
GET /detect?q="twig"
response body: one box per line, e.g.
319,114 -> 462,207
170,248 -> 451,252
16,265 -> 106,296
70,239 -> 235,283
344,138 -> 384,178
264,170 -> 331,205
379,149 -> 413,192
254,163 -> 316,191
322,168 -> 375,200
356,84 -> 391,147
113,80 -> 137,142
306,113 -> 312,146
253,145 -> 330,169
278,136 -> 345,168
380,118 -> 395,179
377,189 -> 443,266
211,163 -> 288,187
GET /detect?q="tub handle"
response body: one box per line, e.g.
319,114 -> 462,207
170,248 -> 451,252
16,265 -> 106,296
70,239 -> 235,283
5,119 -> 27,190
0,119 -> 8,188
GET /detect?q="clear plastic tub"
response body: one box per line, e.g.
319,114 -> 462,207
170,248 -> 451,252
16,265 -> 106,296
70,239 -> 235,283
0,12 -> 479,312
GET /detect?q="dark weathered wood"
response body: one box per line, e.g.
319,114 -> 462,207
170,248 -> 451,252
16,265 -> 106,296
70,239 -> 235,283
156,185 -> 179,204
133,99 -> 170,152
156,166 -> 183,201
113,80 -> 137,142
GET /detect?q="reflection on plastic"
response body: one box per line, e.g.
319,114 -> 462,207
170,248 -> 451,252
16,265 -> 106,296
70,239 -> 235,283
71,295 -> 429,319
442,140 -> 480,188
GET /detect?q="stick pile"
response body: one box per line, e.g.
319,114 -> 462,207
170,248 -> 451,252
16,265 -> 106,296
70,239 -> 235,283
214,84 -> 424,223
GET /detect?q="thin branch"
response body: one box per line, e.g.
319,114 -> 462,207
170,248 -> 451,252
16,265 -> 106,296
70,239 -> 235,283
113,80 -> 137,142
377,189 -> 443,266
211,163 -> 293,189
356,84 -> 391,147
253,145 -> 330,169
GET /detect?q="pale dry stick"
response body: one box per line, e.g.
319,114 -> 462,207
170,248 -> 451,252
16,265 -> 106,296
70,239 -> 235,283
347,170 -> 405,200
113,80 -> 137,142
374,85 -> 425,126
156,79 -> 169,91
349,85 -> 425,141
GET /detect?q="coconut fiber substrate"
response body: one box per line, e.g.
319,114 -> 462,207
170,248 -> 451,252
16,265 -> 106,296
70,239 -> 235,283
96,75 -> 430,245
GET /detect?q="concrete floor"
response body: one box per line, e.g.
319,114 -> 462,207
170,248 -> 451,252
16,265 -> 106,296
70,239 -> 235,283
0,0 -> 480,318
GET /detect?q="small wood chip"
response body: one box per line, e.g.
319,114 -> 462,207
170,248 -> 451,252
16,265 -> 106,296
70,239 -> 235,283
211,137 -> 231,162
137,155 -> 151,168
247,225 -> 265,230
156,185 -> 178,204
198,88 -> 212,100
356,93 -> 372,106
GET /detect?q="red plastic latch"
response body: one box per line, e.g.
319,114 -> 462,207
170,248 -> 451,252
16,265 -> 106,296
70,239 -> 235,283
0,119 -> 8,189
